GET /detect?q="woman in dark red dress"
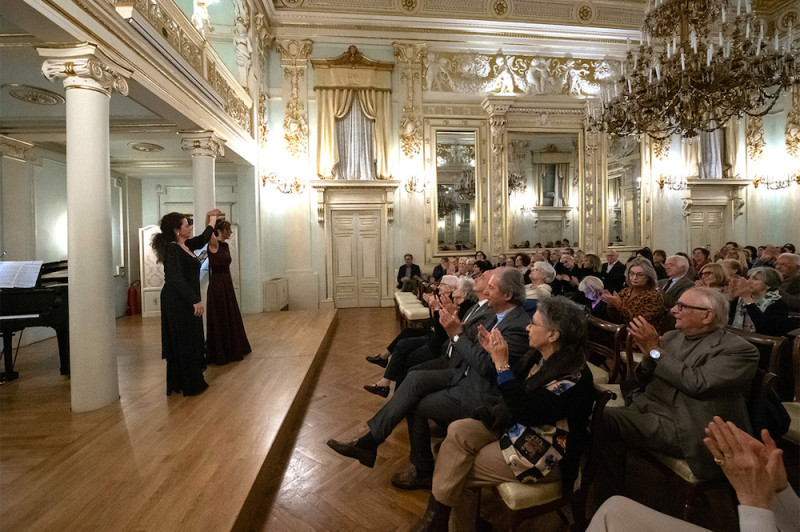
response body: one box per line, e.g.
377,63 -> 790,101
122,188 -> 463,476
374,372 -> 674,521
206,220 -> 251,364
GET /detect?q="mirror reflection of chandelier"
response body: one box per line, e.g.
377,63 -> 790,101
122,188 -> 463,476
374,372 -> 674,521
587,0 -> 799,139
456,168 -> 476,200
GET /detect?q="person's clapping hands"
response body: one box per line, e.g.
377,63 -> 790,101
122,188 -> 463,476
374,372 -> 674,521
601,290 -> 622,309
628,316 -> 660,354
439,302 -> 463,339
477,326 -> 510,371
703,416 -> 788,509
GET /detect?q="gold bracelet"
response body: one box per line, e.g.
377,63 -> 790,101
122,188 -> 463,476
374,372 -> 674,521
497,364 -> 510,372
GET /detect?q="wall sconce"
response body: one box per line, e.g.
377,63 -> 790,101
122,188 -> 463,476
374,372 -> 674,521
261,171 -> 306,194
751,172 -> 799,190
655,173 -> 687,191
404,175 -> 425,193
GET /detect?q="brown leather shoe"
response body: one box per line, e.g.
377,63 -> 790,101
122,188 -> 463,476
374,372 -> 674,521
363,383 -> 390,397
326,438 -> 377,468
410,494 -> 451,532
391,465 -> 432,490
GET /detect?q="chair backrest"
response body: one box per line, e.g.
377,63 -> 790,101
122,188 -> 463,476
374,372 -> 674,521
793,336 -> 800,402
787,312 -> 800,333
724,326 -> 786,373
585,316 -> 626,384
577,389 -> 615,495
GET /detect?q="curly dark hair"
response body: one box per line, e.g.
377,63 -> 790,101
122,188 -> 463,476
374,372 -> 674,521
151,212 -> 186,263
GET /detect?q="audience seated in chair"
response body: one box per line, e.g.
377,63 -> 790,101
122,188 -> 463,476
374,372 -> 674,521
595,287 -> 760,504
327,268 -> 531,491
398,253 -> 422,291
728,267 -> 791,337
408,297 -> 595,532
602,257 -> 668,334
364,275 -> 479,398
658,254 -> 695,308
588,418 -> 799,532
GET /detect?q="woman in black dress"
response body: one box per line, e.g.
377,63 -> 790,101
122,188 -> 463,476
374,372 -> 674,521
206,220 -> 251,364
151,208 -> 221,396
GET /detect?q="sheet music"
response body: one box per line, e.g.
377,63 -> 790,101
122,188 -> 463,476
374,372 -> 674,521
0,261 -> 43,288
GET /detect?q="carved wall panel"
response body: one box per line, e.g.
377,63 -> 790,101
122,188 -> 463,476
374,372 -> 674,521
422,51 -> 613,97
276,39 -> 313,157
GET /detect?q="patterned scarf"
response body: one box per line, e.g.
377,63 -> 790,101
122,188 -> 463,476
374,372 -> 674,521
731,290 -> 782,331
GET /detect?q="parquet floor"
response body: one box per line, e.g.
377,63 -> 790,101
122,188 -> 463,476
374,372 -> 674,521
261,308 -> 568,532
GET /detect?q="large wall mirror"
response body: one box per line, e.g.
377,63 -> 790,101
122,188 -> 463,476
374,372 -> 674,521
435,131 -> 477,252
606,135 -> 642,247
506,132 -> 579,248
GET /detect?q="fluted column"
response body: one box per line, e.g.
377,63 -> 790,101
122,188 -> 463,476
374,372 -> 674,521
37,43 -> 131,412
482,98 -> 511,259
180,131 -> 225,231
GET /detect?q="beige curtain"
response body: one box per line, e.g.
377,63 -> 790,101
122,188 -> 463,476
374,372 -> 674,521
556,163 -> 570,206
316,88 -> 391,179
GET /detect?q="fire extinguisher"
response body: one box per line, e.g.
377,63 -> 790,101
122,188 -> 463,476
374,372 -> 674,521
126,280 -> 142,315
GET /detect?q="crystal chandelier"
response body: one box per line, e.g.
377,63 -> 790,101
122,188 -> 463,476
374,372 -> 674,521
587,0 -> 799,139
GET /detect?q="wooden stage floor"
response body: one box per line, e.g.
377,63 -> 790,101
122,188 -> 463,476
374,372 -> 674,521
0,310 -> 336,532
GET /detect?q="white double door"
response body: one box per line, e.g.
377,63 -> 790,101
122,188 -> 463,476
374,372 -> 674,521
331,209 -> 381,308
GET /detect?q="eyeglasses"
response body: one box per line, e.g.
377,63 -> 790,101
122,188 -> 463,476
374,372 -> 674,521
628,271 -> 646,278
700,271 -> 713,277
674,301 -> 710,312
187,218 -> 194,226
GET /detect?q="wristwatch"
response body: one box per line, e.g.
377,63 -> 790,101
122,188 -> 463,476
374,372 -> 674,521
649,348 -> 662,360
452,334 -> 460,343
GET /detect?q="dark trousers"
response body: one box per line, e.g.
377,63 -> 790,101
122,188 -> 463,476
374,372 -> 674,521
384,337 -> 436,386
386,327 -> 429,353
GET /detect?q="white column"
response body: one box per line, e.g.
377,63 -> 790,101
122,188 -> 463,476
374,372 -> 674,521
180,131 -> 225,232
38,43 -> 131,412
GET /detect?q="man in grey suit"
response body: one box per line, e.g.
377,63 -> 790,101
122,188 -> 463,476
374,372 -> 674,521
658,254 -> 694,308
327,268 -> 530,489
595,287 -> 759,503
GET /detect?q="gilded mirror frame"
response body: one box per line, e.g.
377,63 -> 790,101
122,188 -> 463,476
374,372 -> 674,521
502,127 -> 584,254
423,117 -> 488,263
603,135 -> 645,253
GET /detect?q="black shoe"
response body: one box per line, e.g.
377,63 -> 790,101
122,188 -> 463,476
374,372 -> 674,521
363,383 -> 390,398
366,354 -> 389,368
327,438 -> 377,468
391,465 -> 433,490
410,494 -> 451,532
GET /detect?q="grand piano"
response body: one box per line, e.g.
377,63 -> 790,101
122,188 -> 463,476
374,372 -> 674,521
0,260 -> 69,382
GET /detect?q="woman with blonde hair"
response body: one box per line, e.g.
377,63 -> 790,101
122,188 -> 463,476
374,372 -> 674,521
695,263 -> 728,292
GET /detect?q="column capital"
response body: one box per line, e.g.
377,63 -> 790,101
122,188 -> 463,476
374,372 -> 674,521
37,43 -> 131,96
392,42 -> 427,66
180,131 -> 226,158
276,39 -> 312,64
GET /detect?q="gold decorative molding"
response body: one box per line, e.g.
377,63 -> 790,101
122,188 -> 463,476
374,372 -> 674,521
394,42 -> 427,159
277,39 -> 313,158
311,45 -> 394,72
787,86 -> 800,158
114,0 -> 253,134
747,115 -> 765,161
38,43 -> 131,96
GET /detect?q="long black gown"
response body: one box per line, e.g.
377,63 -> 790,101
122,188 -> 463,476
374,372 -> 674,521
205,241 -> 251,364
160,226 -> 214,396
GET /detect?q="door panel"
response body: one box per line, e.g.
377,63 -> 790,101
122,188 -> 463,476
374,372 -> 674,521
331,209 -> 382,308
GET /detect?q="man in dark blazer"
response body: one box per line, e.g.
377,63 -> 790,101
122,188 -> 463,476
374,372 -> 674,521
600,248 -> 627,293
397,253 -> 422,290
658,255 -> 695,308
776,252 -> 800,311
327,268 -> 530,488
595,287 -> 759,503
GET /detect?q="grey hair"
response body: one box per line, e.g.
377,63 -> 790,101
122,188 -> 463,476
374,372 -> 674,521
536,297 -> 588,350
533,261 -> 557,283
578,276 -> 604,297
747,266 -> 784,290
689,287 -> 729,329
779,253 -> 800,266
495,267 -> 527,306
667,254 -> 690,274
457,277 -> 478,303
625,257 -> 658,289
